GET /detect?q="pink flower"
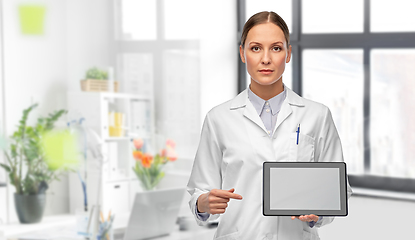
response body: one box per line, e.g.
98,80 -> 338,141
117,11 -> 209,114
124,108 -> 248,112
166,145 -> 177,161
166,139 -> 175,148
160,148 -> 166,157
133,138 -> 143,150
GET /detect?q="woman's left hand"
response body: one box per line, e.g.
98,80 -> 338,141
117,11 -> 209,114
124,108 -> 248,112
291,214 -> 319,222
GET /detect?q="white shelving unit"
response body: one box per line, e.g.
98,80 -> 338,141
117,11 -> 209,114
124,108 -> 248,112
66,91 -> 154,216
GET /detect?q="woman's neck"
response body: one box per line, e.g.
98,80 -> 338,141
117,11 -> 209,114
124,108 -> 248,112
249,79 -> 284,100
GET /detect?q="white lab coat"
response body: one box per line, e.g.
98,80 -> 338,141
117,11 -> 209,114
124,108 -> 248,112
187,86 -> 353,240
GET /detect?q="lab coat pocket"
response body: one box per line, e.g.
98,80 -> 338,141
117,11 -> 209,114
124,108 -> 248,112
302,230 -> 320,240
215,231 -> 239,240
289,133 -> 315,161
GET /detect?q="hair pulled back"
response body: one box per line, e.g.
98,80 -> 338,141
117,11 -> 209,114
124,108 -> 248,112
240,11 -> 290,48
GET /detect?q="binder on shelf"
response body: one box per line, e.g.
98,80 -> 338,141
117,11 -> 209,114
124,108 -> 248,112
131,100 -> 151,139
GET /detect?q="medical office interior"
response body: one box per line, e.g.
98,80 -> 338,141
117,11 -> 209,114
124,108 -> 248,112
0,0 -> 414,239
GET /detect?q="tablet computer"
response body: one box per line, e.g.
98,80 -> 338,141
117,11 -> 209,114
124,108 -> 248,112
263,162 -> 348,216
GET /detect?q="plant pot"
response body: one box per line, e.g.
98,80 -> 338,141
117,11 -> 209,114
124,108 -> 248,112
80,79 -> 119,92
14,193 -> 46,224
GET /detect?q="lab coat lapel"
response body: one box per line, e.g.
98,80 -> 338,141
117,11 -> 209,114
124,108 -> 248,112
274,100 -> 292,132
273,87 -> 305,135
230,89 -> 268,135
243,101 -> 268,134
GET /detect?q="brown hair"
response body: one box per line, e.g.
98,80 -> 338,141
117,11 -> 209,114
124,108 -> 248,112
240,11 -> 290,48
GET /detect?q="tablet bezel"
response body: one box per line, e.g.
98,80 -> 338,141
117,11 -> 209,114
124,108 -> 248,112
263,162 -> 348,216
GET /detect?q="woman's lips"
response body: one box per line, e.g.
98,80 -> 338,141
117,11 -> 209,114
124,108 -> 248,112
258,69 -> 274,75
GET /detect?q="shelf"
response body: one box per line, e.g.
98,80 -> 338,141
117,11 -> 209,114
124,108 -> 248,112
67,90 -> 155,217
104,137 -> 132,142
68,91 -> 151,101
102,92 -> 151,101
106,178 -> 131,184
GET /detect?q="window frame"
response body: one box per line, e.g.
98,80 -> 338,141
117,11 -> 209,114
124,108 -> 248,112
238,0 -> 415,193
111,0 -> 200,144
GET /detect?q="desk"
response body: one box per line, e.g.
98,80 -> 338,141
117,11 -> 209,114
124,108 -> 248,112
1,214 -> 216,240
0,215 -> 79,240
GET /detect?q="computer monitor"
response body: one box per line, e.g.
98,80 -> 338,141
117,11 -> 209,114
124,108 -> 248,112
123,187 -> 186,240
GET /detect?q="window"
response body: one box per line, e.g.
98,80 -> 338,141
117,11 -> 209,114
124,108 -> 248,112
114,0 -> 237,160
119,0 -> 157,40
303,49 -> 364,175
115,0 -> 201,158
370,49 -> 415,178
163,0 -> 200,40
371,0 -> 415,32
302,0 -> 364,33
240,0 -> 415,193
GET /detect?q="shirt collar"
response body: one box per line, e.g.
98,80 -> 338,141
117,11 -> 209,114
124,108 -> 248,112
247,85 -> 287,116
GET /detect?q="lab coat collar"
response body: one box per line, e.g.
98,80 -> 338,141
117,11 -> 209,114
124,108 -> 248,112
230,85 -> 305,110
229,89 -> 267,133
285,86 -> 305,107
230,85 -> 305,136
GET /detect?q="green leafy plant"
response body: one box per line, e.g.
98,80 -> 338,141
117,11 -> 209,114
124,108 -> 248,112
85,67 -> 108,80
0,103 -> 70,195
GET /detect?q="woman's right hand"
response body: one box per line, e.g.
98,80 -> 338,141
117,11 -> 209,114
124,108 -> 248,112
197,188 -> 243,215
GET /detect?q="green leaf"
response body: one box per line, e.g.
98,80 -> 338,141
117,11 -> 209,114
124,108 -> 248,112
85,67 -> 108,80
44,109 -> 67,131
151,172 -> 165,189
0,163 -> 11,172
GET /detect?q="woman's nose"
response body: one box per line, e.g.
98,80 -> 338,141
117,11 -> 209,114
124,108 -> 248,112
261,52 -> 271,65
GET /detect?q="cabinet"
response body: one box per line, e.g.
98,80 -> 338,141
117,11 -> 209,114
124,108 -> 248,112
67,92 -> 154,216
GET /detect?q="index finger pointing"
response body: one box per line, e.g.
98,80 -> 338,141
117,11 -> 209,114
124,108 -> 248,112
210,189 -> 243,200
220,191 -> 243,200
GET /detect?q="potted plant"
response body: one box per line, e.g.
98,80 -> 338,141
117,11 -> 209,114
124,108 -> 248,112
80,67 -> 118,92
0,103 -> 71,223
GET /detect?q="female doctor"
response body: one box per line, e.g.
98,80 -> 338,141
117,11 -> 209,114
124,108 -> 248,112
187,11 -> 352,240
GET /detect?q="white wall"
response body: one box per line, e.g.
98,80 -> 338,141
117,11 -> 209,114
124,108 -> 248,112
65,0 -> 111,93
2,0 -> 111,223
0,0 -> 7,225
3,0 -> 68,223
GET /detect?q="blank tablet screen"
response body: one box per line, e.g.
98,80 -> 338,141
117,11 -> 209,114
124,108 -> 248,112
263,162 -> 348,216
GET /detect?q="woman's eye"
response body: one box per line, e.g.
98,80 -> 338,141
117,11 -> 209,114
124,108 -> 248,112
252,47 -> 260,52
273,46 -> 281,51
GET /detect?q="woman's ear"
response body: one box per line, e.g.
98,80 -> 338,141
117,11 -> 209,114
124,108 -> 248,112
239,45 -> 246,63
286,45 -> 292,63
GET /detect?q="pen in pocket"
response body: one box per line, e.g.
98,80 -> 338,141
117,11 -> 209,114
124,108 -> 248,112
296,124 -> 300,145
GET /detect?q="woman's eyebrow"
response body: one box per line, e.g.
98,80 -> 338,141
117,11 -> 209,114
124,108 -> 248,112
248,41 -> 262,46
248,41 -> 284,45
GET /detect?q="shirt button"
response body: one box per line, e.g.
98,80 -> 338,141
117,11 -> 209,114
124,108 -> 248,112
266,102 -> 269,106
267,130 -> 271,135
265,109 -> 270,113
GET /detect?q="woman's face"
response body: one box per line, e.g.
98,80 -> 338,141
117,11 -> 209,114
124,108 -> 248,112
240,22 -> 291,87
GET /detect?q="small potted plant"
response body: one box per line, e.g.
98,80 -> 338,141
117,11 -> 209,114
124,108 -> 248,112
0,104 -> 74,223
80,67 -> 118,92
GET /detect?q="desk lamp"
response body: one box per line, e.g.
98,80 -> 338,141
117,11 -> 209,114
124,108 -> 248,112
68,119 -> 105,240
